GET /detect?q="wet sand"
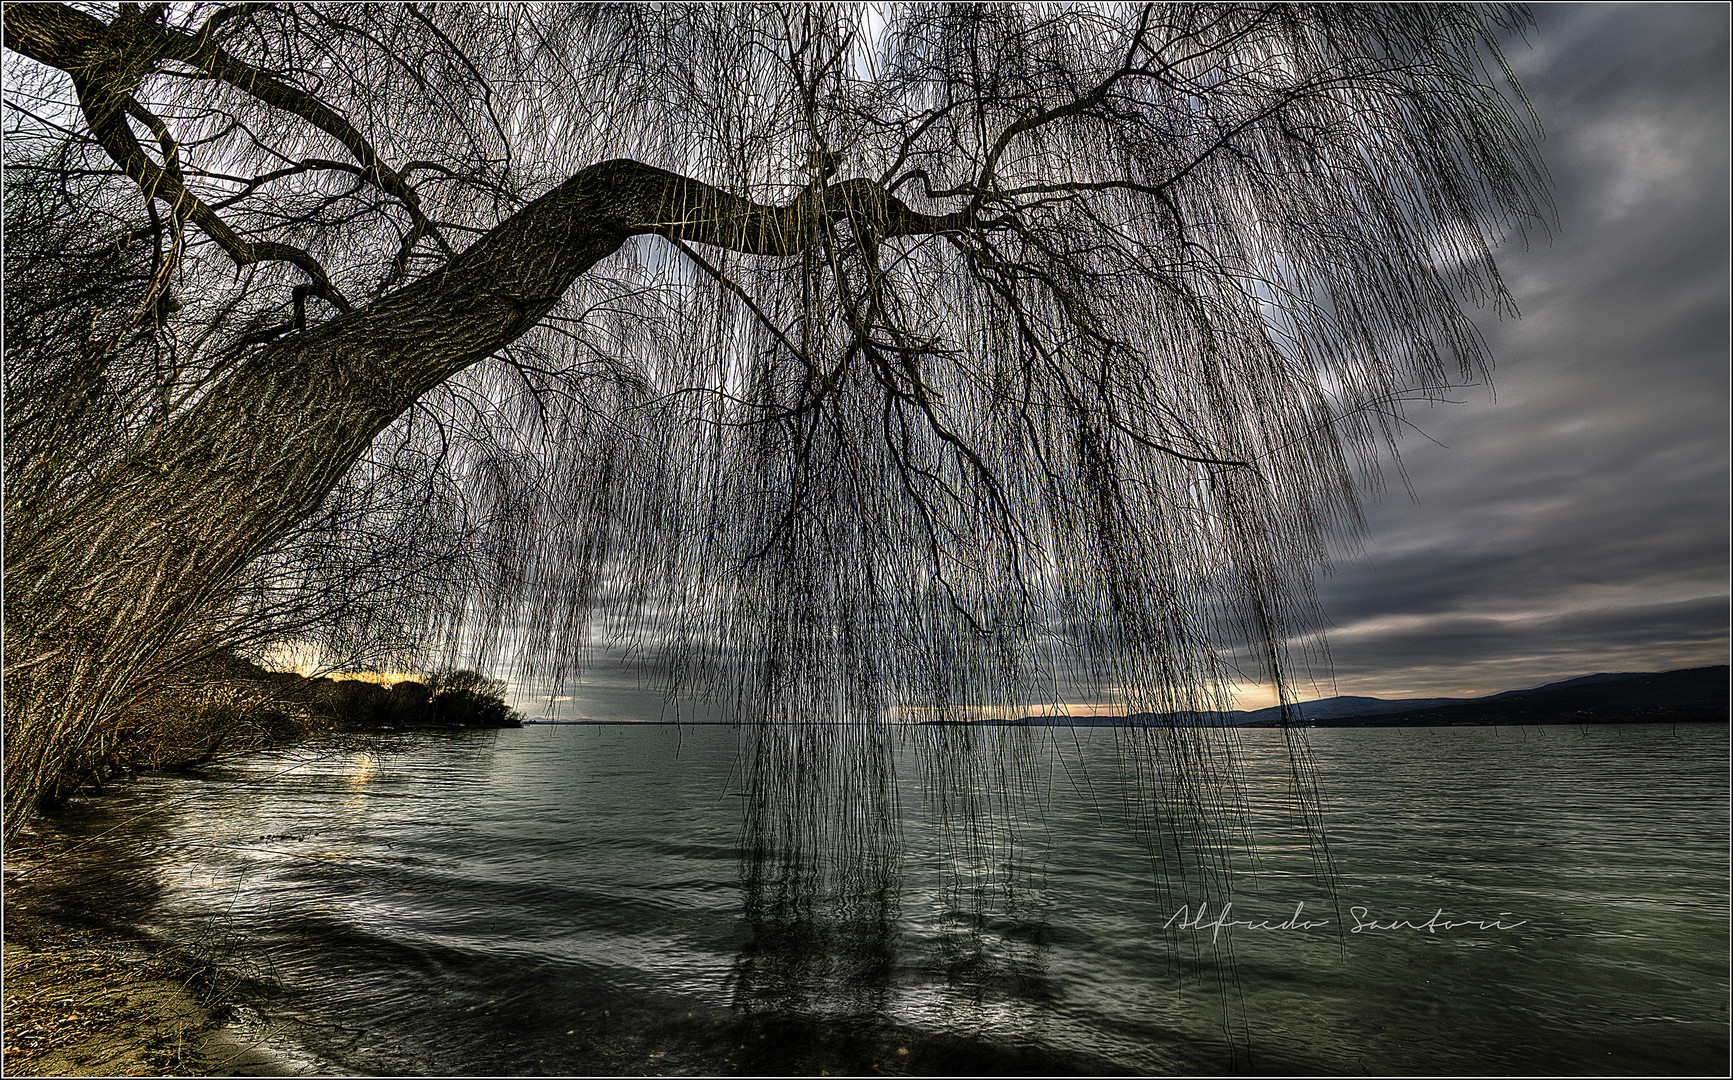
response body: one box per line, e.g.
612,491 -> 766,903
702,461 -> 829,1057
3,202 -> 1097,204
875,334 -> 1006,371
3,834 -> 294,1077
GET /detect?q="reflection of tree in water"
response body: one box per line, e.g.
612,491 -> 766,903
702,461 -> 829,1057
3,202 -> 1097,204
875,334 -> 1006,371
15,801 -> 175,931
734,720 -> 902,1017
907,723 -> 1063,1053
729,714 -> 1308,1056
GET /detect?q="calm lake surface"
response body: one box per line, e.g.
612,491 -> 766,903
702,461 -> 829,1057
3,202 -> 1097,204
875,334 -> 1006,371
32,723 -> 1730,1075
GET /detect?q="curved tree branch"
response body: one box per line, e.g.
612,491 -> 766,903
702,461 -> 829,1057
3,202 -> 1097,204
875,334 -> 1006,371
2,1 -> 456,311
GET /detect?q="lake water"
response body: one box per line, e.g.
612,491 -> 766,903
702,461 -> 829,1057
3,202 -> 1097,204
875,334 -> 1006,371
27,722 -> 1729,1075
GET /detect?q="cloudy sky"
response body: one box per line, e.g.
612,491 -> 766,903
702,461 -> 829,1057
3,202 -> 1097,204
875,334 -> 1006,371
1289,3 -> 1729,702
526,4 -> 1728,720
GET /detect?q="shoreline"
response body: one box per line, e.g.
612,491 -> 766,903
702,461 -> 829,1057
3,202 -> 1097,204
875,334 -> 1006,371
2,826 -> 299,1077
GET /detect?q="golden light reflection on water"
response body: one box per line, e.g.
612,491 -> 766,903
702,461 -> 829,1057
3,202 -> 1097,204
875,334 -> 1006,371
338,750 -> 380,806
303,750 -> 382,865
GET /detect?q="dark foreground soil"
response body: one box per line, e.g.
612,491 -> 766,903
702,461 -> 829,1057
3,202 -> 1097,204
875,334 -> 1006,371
3,832 -> 292,1077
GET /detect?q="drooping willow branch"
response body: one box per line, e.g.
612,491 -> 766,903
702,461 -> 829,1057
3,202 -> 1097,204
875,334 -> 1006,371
4,2 -> 1548,858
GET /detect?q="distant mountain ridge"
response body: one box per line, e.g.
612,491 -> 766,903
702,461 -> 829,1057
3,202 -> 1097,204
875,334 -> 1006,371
934,666 -> 1729,727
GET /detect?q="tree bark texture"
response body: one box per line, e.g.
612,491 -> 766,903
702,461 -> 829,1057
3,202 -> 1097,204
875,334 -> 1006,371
3,4 -> 958,830
3,97 -> 963,830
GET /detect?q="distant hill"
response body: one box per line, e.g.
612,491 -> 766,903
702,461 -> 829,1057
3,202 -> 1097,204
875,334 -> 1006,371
1291,666 -> 1729,728
1239,693 -> 1465,724
929,667 -> 1729,727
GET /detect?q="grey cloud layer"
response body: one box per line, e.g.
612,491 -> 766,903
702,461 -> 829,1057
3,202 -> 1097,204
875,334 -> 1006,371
523,5 -> 1728,720
1310,3 -> 1729,698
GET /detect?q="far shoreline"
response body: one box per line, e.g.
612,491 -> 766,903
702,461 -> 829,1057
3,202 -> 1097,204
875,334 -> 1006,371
522,717 -> 1726,727
521,665 -> 1726,729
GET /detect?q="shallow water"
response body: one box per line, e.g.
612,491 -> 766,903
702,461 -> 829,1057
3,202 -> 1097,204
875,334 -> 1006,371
30,723 -> 1730,1075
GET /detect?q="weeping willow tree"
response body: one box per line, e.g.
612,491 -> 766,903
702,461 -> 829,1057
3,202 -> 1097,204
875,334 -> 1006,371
3,1 -> 1544,861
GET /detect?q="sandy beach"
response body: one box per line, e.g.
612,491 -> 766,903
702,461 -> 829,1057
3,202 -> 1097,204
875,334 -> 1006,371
2,829 -> 293,1077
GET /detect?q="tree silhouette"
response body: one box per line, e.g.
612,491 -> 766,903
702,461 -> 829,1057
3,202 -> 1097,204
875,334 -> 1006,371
2,3 -> 1545,835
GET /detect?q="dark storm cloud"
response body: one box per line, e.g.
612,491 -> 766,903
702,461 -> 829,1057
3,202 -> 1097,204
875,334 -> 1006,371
1308,3 -> 1730,698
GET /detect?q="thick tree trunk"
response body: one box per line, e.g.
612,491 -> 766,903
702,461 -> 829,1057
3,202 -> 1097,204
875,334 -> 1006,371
3,2 -> 972,833
3,158 -> 639,831
2,135 -> 959,832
